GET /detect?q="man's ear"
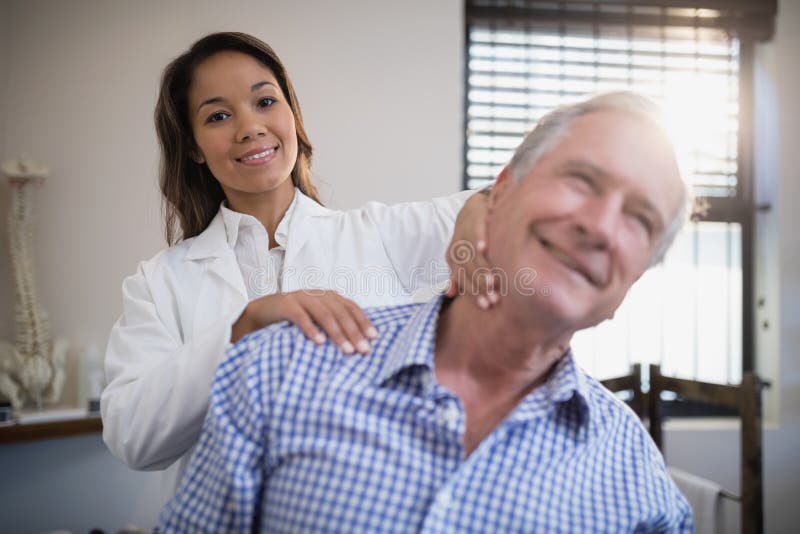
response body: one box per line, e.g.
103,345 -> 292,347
488,166 -> 513,212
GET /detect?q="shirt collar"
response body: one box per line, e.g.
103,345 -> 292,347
273,189 -> 297,247
219,187 -> 298,248
511,349 -> 593,428
375,295 -> 593,428
374,297 -> 444,387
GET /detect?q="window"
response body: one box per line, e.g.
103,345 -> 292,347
464,0 -> 776,389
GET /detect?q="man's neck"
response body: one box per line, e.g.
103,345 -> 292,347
434,296 -> 572,455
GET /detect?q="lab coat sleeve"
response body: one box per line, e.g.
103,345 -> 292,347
101,262 -> 243,471
362,189 -> 474,292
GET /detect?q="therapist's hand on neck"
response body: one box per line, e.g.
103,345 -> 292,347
231,290 -> 378,354
445,187 -> 498,310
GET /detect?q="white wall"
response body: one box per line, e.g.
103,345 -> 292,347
0,0 -> 462,532
0,1 -> 797,533
0,0 -> 12,342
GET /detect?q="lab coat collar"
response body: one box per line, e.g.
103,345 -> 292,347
183,211 -> 248,303
282,189 -> 334,269
219,189 -> 300,249
292,188 -> 332,217
184,189 -> 332,262
184,211 -> 230,261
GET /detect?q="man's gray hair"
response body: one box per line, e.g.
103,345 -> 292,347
506,91 -> 689,265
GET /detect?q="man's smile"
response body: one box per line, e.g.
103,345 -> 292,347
536,234 -> 605,287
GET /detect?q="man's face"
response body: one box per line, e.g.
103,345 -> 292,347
487,110 -> 684,332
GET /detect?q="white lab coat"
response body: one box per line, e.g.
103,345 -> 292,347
101,189 -> 471,499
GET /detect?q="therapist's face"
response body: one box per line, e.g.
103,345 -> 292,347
187,51 -> 298,206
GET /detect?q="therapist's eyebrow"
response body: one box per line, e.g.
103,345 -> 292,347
250,81 -> 276,92
196,81 -> 278,112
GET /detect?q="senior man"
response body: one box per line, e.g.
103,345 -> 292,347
160,92 -> 693,533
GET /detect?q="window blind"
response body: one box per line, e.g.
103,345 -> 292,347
462,0 -> 777,384
465,20 -> 740,199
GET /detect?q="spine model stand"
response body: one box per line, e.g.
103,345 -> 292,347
0,157 -> 67,410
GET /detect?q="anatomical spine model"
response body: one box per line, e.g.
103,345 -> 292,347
0,157 -> 67,409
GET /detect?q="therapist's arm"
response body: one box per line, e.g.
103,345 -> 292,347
362,189 -> 491,294
102,264 -> 237,471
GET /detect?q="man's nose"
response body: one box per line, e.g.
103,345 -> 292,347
574,194 -> 623,250
236,111 -> 267,142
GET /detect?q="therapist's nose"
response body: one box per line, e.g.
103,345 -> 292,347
236,111 -> 267,143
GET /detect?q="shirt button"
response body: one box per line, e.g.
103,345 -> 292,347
437,489 -> 452,508
441,404 -> 460,427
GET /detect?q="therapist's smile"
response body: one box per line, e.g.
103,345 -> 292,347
237,145 -> 279,166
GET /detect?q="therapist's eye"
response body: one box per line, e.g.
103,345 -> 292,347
207,111 -> 230,123
257,97 -> 276,109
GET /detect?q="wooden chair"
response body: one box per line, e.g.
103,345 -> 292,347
602,364 -> 765,534
648,364 -> 765,534
600,363 -> 646,417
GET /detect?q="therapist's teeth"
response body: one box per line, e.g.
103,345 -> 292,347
241,148 -> 275,161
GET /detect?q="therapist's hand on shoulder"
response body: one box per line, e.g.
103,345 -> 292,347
231,290 -> 378,354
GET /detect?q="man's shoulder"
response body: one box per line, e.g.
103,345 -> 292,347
226,320 -> 308,377
363,302 -> 425,329
239,302 -> 423,348
580,371 -> 693,529
225,302 -> 425,378
212,302 -> 429,422
579,371 -> 654,438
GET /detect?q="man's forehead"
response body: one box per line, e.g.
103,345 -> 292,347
539,110 -> 684,219
564,109 -> 673,151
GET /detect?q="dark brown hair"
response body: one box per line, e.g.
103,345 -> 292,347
155,32 -> 319,245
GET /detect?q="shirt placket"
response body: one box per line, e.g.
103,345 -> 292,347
417,386 -> 469,534
252,225 -> 280,297
419,394 -> 544,534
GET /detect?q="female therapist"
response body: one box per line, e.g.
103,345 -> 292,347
101,32 -> 487,499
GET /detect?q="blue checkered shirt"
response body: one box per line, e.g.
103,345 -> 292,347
160,297 -> 693,533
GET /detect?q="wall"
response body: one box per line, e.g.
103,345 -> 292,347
0,0 -> 12,341
761,0 -> 800,527
0,0 -> 797,533
0,0 -> 462,532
